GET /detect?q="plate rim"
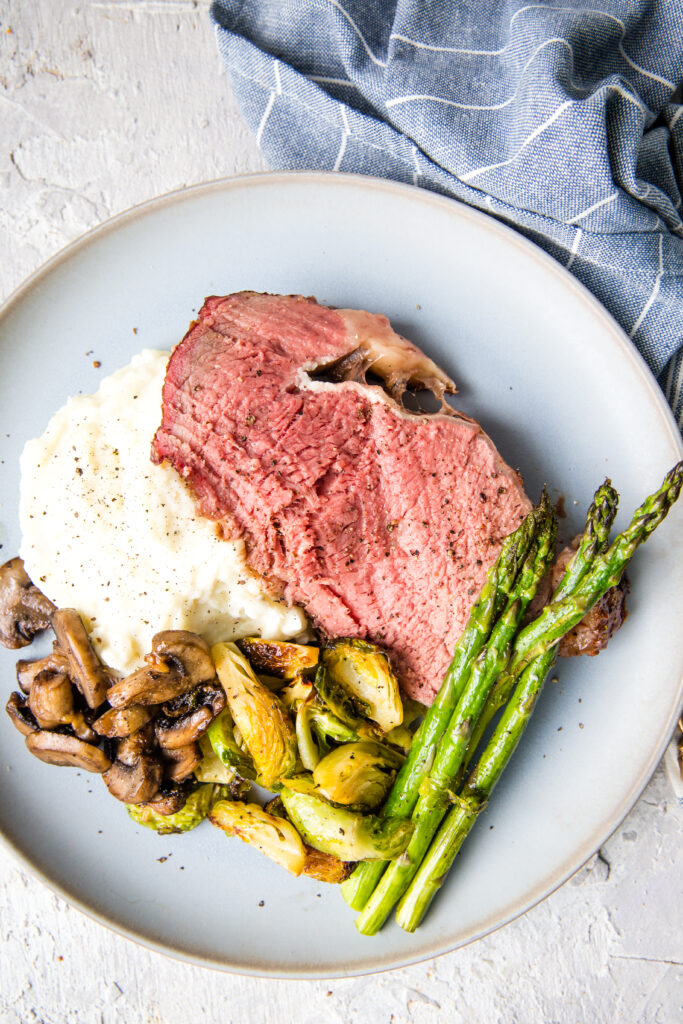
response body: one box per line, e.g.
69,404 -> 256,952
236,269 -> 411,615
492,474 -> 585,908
0,170 -> 681,979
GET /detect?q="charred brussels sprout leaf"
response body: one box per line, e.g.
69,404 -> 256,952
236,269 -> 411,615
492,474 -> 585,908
209,798 -> 306,876
312,741 -> 404,810
321,639 -> 404,733
295,700 -> 320,771
206,708 -> 257,780
302,846 -> 354,884
308,701 -> 359,746
237,638 -> 319,679
280,789 -> 413,861
126,783 -> 217,835
212,643 -> 297,788
313,663 -> 369,733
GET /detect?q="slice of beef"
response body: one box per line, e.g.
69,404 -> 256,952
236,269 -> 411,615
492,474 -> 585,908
152,292 -> 531,704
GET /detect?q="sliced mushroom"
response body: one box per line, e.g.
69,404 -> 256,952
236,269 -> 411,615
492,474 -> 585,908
106,632 -> 217,710
92,705 -> 154,738
154,685 -> 225,749
103,756 -> 163,804
102,724 -> 163,803
51,608 -> 109,708
25,731 -> 111,772
106,663 -> 190,709
154,707 -> 214,750
26,667 -> 97,741
162,682 -> 225,718
28,670 -> 75,730
0,557 -> 55,649
116,723 -> 156,765
101,724 -> 163,802
5,692 -> 39,736
162,742 -> 201,783
16,649 -> 70,694
144,783 -> 188,816
151,631 -> 216,686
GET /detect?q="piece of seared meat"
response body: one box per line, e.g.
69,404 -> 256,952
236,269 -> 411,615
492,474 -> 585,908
547,539 -> 629,657
152,292 -> 531,703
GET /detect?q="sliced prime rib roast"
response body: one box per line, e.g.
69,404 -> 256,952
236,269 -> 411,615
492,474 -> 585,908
152,292 -> 532,704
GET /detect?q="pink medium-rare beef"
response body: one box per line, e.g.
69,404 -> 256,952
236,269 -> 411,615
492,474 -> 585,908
152,292 -> 531,703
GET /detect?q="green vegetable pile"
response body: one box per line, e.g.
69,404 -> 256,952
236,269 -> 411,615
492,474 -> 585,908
342,461 -> 682,933
126,461 -> 682,932
205,637 -> 420,881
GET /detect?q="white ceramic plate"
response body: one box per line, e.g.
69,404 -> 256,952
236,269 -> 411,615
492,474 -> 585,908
0,174 -> 681,978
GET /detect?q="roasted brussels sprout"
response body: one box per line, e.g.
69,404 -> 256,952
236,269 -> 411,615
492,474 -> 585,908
280,676 -> 315,710
312,741 -> 403,810
265,790 -> 354,882
401,698 -> 428,728
256,674 -> 288,691
382,724 -> 414,753
280,773 -> 321,797
195,733 -> 252,799
236,638 -> 319,679
295,700 -> 320,771
126,783 -> 218,834
209,798 -> 307,876
212,643 -> 297,788
308,702 -> 359,746
206,708 -> 256,780
196,732 -> 235,783
322,639 -> 403,733
280,790 -> 413,861
383,698 -> 425,752
313,663 -> 369,733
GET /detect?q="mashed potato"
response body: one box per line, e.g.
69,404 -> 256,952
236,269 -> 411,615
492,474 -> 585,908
20,350 -> 307,673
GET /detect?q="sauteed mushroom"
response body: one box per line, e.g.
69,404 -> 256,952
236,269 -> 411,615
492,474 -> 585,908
5,692 -> 38,736
144,783 -> 188,816
162,742 -> 202,783
25,730 -> 111,772
51,608 -> 109,709
154,685 -> 226,749
28,670 -> 76,730
151,630 -> 216,686
162,681 -> 225,718
102,725 -> 163,804
106,662 -> 187,709
16,649 -> 69,694
103,757 -> 163,804
154,707 -> 214,749
0,558 -> 55,649
92,705 -> 154,738
26,667 -> 97,741
107,631 -> 217,709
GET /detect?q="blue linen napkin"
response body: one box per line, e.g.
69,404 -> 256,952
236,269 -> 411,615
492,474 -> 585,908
211,0 -> 683,433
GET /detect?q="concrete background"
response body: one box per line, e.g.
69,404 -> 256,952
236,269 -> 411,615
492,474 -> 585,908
0,3 -> 681,1022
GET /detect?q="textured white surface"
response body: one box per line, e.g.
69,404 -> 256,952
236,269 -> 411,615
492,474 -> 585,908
0,2 -> 681,1021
